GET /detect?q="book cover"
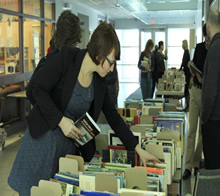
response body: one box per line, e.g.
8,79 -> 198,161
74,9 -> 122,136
189,62 -> 203,76
74,112 -> 101,146
141,57 -> 149,69
50,178 -> 80,195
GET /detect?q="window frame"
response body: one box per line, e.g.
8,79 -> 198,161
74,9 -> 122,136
0,0 -> 55,86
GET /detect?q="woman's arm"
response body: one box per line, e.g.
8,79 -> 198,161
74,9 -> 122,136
135,144 -> 160,166
27,51 -> 65,130
102,89 -> 159,165
137,52 -> 146,71
58,116 -> 83,139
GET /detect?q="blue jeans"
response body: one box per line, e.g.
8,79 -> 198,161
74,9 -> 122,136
140,76 -> 152,100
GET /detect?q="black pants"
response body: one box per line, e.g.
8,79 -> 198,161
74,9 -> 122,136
202,120 -> 220,169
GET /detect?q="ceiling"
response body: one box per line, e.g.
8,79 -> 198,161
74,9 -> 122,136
72,0 -> 200,25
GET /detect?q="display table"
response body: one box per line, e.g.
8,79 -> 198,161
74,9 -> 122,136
156,86 -> 184,97
7,90 -> 27,98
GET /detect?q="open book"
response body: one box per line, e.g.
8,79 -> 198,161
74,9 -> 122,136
189,62 -> 203,77
74,112 -> 100,146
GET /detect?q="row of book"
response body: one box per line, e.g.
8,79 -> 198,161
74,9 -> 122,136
31,155 -> 166,196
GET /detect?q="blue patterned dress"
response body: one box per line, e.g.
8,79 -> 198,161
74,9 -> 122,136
8,79 -> 94,196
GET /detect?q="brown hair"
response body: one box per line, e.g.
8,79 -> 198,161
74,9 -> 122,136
87,22 -> 120,65
51,11 -> 81,51
143,39 -> 154,57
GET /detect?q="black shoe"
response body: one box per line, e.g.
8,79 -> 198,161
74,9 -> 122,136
194,167 -> 199,176
183,169 -> 191,180
183,106 -> 189,112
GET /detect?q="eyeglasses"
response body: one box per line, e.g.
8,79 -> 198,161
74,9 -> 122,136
106,57 -> 116,67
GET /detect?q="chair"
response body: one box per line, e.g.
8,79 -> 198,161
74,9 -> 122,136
193,169 -> 220,196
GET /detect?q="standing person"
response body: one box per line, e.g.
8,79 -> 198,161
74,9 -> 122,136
152,45 -> 159,98
182,24 -> 210,180
156,41 -> 168,82
8,22 -> 159,196
179,40 -> 190,111
49,10 -> 81,54
201,8 -> 220,169
138,39 -> 154,100
105,64 -> 119,106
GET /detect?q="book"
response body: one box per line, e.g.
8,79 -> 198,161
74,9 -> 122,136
141,57 -> 149,69
50,178 -> 80,195
189,61 -> 203,76
74,112 -> 101,146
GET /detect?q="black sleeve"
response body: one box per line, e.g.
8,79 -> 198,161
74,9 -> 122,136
193,44 -> 198,65
102,90 -> 138,151
26,51 -> 65,130
138,52 -> 145,71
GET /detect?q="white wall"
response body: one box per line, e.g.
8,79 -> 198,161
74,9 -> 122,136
55,0 -> 110,32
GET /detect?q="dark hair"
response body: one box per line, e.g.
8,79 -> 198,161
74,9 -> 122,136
87,22 -> 120,65
144,39 -> 154,56
202,23 -> 207,37
51,11 -> 81,51
158,41 -> 164,49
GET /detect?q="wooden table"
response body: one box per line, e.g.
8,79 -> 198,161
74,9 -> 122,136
7,90 -> 27,98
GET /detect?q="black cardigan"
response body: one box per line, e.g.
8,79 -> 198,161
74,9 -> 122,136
26,46 -> 138,161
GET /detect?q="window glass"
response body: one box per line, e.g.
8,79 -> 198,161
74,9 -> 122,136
44,2 -> 54,19
23,0 -> 40,17
141,32 -> 152,51
0,14 -> 19,75
116,29 -> 139,83
116,29 -> 139,46
167,47 -> 183,67
118,47 -> 139,65
24,18 -> 41,72
155,31 -> 165,48
117,65 -> 139,83
167,28 -> 189,68
0,0 -> 19,12
45,22 -> 53,55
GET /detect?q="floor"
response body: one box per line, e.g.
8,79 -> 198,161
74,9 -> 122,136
0,85 -> 198,196
0,131 -> 24,196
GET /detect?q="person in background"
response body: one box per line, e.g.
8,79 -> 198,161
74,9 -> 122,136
156,41 -> 168,82
138,39 -> 154,100
179,40 -> 190,111
201,8 -> 220,169
105,62 -> 119,106
182,23 -> 210,180
8,22 -> 159,196
152,45 -> 159,98
48,10 -> 81,55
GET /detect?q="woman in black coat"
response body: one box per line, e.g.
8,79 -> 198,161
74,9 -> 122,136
8,22 -> 158,196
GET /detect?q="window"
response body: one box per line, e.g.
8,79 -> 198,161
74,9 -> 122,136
155,31 -> 166,48
167,28 -> 190,69
44,2 -> 54,19
0,14 -> 19,75
23,0 -> 40,17
24,18 -> 41,72
45,22 -> 53,54
116,29 -> 139,83
141,31 -> 152,51
0,0 -> 19,12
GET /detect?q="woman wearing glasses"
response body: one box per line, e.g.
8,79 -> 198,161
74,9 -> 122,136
9,22 -> 158,196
